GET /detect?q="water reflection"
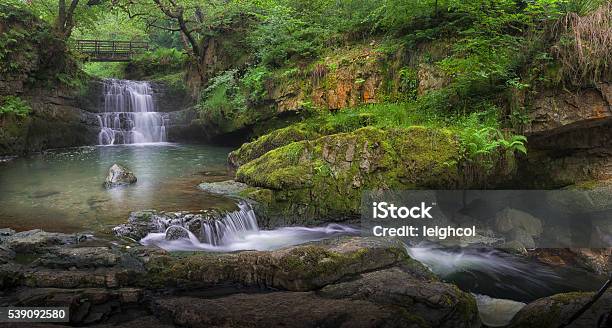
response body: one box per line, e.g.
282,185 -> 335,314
0,144 -> 235,234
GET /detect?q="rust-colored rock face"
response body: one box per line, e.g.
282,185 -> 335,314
417,63 -> 449,95
526,83 -> 612,136
269,46 -> 390,113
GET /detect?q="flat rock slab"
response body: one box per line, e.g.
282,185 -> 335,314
198,180 -> 249,196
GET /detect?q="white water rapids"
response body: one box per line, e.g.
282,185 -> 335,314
139,203 -> 604,326
97,79 -> 167,145
140,203 -> 359,252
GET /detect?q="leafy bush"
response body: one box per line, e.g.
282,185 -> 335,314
0,96 -> 31,118
198,69 -> 246,122
82,62 -> 127,79
126,48 -> 187,78
248,5 -> 328,67
242,66 -> 270,102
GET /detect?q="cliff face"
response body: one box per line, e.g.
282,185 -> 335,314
519,83 -> 612,187
0,4 -> 99,156
0,89 -> 99,156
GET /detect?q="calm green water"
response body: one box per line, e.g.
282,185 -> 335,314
0,143 -> 236,234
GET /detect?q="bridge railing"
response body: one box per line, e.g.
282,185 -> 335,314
75,40 -> 150,62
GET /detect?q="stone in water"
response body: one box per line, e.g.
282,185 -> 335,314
104,164 -> 137,189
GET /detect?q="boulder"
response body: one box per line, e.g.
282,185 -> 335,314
319,268 -> 479,327
2,229 -> 87,253
228,125 -> 321,169
493,208 -> 543,236
508,290 -> 612,328
103,164 -> 137,189
143,236 -> 432,291
36,246 -> 120,268
237,126 -> 513,226
509,228 -> 536,249
546,180 -> 612,214
151,268 -> 479,328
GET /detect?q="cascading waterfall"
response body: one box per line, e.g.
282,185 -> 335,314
97,79 -> 167,145
140,202 -> 359,252
199,203 -> 260,246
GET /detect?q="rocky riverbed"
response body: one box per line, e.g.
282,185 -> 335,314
1,222 -> 610,327
0,228 -> 485,327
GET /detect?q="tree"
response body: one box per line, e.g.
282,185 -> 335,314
113,0 -> 257,83
27,0 -> 107,38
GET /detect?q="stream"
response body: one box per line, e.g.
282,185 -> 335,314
0,78 -> 606,327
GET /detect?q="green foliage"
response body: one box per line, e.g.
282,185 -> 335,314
134,48 -> 187,70
0,2 -> 42,75
550,2 -> 612,86
0,96 -> 31,118
0,29 -> 28,74
198,69 -> 247,122
249,5 -> 327,67
72,9 -> 148,42
0,1 -> 81,87
153,72 -> 188,95
82,62 -> 127,79
242,66 -> 270,102
458,117 -> 527,171
126,48 -> 187,79
28,0 -> 109,36
397,67 -> 419,101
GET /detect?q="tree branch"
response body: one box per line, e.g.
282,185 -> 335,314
152,0 -> 200,56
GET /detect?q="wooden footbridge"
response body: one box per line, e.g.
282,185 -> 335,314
75,40 -> 149,62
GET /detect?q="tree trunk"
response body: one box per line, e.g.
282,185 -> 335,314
55,0 -> 80,38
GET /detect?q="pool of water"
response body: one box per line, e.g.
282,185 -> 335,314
0,143 -> 237,234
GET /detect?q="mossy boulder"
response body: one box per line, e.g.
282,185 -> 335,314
228,125 -> 321,169
508,290 -> 612,328
319,268 -> 480,328
236,126 -> 468,226
143,236 -> 429,291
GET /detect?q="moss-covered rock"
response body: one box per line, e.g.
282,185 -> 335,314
236,126 -> 471,225
319,268 -> 480,328
143,236 -> 427,291
508,290 -> 612,328
228,125 -> 321,169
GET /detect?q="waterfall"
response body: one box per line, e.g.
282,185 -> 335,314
140,202 -> 359,252
97,79 -> 167,145
199,202 -> 260,246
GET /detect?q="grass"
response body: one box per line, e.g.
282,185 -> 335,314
551,2 -> 612,86
291,93 -> 526,168
82,62 -> 127,79
300,98 -> 499,134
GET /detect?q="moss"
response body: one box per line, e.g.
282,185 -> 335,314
229,125 -> 320,168
236,126 -> 465,224
550,291 -> 590,304
572,180 -> 600,190
395,308 -> 431,327
153,72 -> 188,95
452,286 -> 479,324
